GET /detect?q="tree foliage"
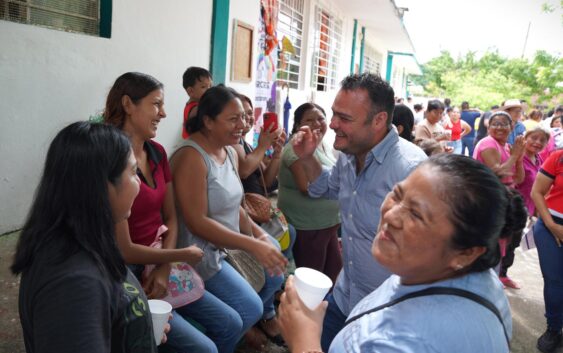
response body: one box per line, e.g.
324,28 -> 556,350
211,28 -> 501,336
413,50 -> 563,110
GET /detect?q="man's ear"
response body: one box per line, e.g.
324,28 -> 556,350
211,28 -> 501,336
373,111 -> 388,128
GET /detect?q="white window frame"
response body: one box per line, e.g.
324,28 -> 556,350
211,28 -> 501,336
363,45 -> 382,76
311,5 -> 342,92
277,0 -> 305,89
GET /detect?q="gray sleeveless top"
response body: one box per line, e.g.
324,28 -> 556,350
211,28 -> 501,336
173,140 -> 243,280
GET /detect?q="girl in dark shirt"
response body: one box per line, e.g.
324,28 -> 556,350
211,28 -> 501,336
12,122 -> 160,353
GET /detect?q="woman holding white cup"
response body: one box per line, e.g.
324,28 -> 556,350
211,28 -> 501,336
12,122 -> 169,352
279,154 -> 517,353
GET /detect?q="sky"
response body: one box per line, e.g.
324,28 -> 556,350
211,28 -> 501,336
394,0 -> 563,63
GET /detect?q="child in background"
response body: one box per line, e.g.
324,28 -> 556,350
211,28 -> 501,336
182,67 -> 213,139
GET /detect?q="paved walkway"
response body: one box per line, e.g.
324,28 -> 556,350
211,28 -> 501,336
0,231 -> 558,352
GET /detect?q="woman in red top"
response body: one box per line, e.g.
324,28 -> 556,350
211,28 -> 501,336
444,106 -> 472,154
104,72 -> 244,353
531,149 -> 563,352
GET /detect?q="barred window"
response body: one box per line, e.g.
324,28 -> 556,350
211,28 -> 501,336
311,5 -> 342,92
0,0 -> 111,38
277,0 -> 304,89
363,45 -> 382,76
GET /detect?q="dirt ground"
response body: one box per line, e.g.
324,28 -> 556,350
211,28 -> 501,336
0,230 -> 559,352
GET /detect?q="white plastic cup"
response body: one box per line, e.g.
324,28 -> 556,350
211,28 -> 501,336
293,267 -> 333,310
148,299 -> 172,346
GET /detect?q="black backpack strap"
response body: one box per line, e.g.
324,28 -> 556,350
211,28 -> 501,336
343,286 -> 510,349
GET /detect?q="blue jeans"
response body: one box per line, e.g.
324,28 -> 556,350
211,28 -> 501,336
462,136 -> 475,156
448,139 -> 462,154
320,292 -> 347,352
165,290 -> 243,353
534,217 -> 563,330
205,259 -> 284,331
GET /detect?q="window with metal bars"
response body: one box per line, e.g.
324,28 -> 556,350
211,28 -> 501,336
0,0 -> 111,38
277,0 -> 304,89
311,5 -> 342,92
363,45 -> 382,76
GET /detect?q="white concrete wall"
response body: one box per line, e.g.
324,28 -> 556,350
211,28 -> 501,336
0,0 -> 213,233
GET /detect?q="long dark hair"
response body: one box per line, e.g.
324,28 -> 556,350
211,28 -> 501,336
186,85 -> 240,134
103,72 -> 163,129
392,104 -> 414,141
423,154 -> 525,273
11,122 -> 131,282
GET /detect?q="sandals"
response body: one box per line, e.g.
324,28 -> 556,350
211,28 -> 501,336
257,317 -> 287,348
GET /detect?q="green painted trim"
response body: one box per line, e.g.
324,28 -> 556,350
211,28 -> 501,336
210,0 -> 229,84
387,51 -> 423,75
350,19 -> 358,74
385,53 -> 393,82
99,0 -> 112,38
359,26 -> 365,73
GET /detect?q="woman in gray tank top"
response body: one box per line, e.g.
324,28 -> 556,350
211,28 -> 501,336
171,85 -> 287,350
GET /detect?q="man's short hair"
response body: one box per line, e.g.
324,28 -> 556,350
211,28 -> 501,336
340,73 -> 395,127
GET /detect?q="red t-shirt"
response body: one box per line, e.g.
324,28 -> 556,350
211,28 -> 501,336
539,149 -> 563,215
127,140 -> 171,246
182,101 -> 198,139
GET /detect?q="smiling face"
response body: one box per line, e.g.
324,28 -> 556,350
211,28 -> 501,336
372,165 -> 464,285
123,89 -> 166,140
205,97 -> 246,145
524,130 -> 549,155
298,108 -> 327,138
242,100 -> 255,135
329,89 -> 386,156
487,114 -> 513,143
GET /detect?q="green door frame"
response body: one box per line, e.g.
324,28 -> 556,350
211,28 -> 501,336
210,0 -> 230,84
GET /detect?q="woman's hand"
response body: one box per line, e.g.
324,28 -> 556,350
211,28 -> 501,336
143,264 -> 170,299
160,314 -> 173,345
279,276 -> 327,352
182,245 -> 204,266
510,136 -> 526,158
258,125 -> 282,150
292,126 -> 322,159
250,239 -> 288,276
491,163 -> 514,179
272,130 -> 287,159
546,222 -> 563,246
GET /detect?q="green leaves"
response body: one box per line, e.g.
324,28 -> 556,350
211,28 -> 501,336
417,50 -> 563,110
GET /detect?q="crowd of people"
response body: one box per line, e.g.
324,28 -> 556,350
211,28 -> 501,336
10,69 -> 563,353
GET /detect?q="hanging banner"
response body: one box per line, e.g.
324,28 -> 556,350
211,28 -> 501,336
252,0 -> 278,146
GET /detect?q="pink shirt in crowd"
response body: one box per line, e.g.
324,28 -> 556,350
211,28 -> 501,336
473,136 -> 514,186
515,154 -> 543,215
